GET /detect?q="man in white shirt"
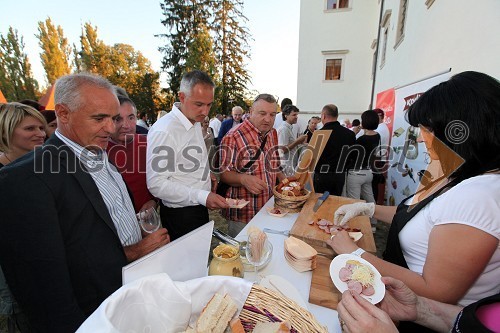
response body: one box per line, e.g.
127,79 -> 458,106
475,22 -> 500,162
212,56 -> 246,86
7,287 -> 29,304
374,109 -> 390,158
147,70 -> 229,240
137,111 -> 149,130
277,105 -> 308,174
209,114 -> 223,143
373,108 -> 391,204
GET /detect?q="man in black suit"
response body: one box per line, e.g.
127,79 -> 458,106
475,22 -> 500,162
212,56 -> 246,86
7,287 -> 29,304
314,104 -> 356,196
0,73 -> 168,332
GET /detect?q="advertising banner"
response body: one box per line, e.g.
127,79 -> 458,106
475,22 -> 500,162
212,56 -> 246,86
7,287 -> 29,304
386,71 -> 451,206
375,88 -> 395,147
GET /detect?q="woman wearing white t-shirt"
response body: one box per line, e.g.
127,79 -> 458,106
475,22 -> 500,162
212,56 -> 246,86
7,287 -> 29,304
328,71 -> 500,332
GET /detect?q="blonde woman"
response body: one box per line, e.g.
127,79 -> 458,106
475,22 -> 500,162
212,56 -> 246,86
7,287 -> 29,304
0,102 -> 47,168
0,102 -> 46,331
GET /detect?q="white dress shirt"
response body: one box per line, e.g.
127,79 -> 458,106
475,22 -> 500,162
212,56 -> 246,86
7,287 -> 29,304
209,117 -> 221,138
137,119 -> 149,129
376,122 -> 390,160
147,103 -> 211,208
277,122 -> 299,170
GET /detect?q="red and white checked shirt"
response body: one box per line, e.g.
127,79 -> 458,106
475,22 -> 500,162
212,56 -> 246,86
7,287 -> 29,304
220,120 -> 281,223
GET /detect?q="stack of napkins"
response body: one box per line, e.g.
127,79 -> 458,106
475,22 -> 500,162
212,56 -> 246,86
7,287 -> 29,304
284,237 -> 317,272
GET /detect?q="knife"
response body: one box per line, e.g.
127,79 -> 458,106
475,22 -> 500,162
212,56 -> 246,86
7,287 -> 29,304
313,191 -> 330,212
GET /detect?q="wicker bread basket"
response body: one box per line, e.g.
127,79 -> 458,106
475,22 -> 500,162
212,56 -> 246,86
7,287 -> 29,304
240,284 -> 328,333
272,186 -> 311,213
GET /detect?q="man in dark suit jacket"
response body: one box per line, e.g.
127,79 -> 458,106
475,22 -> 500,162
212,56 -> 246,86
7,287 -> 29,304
217,106 -> 243,144
314,104 -> 356,196
0,73 -> 168,332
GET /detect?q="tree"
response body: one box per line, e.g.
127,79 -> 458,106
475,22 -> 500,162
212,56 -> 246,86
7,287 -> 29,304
74,24 -> 168,118
77,22 -> 113,77
108,43 -> 168,117
0,27 -> 39,101
36,17 -> 72,84
185,24 -> 217,78
157,0 -> 214,96
211,0 -> 252,115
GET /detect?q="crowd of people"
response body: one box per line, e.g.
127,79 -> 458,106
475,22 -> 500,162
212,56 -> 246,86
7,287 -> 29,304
0,69 -> 498,332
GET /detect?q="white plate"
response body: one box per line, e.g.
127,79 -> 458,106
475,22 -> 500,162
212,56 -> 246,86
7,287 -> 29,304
329,254 -> 385,304
260,275 -> 308,310
226,198 -> 250,209
266,206 -> 289,217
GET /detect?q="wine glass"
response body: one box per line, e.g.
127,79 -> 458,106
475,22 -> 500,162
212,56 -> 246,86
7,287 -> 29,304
245,233 -> 273,283
137,207 -> 161,234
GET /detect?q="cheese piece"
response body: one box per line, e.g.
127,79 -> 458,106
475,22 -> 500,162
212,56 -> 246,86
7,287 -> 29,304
349,262 -> 374,287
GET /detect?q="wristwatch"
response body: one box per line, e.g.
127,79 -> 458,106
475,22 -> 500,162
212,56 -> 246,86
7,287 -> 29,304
351,248 -> 366,257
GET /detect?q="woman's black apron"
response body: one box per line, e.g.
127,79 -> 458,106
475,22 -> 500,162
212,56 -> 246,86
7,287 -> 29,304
383,185 -> 450,333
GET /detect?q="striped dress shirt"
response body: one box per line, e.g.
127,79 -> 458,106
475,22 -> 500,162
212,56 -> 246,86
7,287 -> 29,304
55,130 -> 142,246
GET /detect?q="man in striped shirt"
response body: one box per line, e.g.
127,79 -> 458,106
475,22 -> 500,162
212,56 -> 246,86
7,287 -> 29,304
220,94 -> 286,236
0,73 -> 168,331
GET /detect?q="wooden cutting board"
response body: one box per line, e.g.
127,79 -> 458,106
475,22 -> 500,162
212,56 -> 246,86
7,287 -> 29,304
309,255 -> 340,309
289,194 -> 377,256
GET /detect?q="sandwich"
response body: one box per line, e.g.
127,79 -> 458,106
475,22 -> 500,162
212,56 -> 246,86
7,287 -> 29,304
192,293 -> 238,333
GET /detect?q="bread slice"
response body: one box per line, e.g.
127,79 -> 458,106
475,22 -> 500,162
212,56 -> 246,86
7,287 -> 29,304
212,294 -> 238,333
196,293 -> 228,332
195,293 -> 239,333
252,321 -> 291,333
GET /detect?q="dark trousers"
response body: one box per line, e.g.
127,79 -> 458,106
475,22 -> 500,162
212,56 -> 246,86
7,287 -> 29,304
313,172 -> 346,196
159,203 -> 209,241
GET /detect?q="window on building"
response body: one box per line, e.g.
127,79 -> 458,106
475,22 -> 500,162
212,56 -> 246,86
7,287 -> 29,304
381,27 -> 389,66
395,0 -> 408,46
325,59 -> 342,80
380,10 -> 391,67
326,0 -> 349,10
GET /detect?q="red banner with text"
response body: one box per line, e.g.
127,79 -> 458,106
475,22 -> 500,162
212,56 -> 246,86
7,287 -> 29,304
375,88 -> 395,146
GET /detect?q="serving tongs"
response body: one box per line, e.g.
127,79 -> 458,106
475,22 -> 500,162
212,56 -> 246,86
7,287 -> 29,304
212,228 -> 242,248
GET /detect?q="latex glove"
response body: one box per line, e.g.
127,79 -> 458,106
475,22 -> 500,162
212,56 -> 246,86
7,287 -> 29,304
334,202 -> 375,226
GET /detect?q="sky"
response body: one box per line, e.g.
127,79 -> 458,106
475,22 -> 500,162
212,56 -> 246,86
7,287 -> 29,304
0,0 -> 301,103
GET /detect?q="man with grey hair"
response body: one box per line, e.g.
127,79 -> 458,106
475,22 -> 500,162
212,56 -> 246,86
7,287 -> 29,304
218,105 -> 244,144
0,73 -> 146,331
147,70 -> 228,241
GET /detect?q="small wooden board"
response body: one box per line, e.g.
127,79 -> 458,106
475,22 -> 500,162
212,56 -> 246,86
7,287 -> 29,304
289,194 -> 377,256
309,255 -> 340,309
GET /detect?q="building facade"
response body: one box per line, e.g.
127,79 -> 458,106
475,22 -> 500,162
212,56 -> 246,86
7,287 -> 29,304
297,0 -> 500,120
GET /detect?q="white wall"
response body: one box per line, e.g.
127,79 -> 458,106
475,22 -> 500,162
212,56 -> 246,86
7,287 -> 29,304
297,0 -> 379,115
297,0 -> 500,117
374,0 -> 500,96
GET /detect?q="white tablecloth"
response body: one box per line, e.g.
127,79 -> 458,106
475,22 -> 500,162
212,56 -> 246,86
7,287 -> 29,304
236,197 -> 341,333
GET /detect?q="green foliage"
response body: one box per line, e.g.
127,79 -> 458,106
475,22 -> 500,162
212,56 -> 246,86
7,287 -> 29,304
78,23 -> 113,77
0,27 -> 39,101
157,0 -> 213,97
157,0 -> 252,116
74,23 -> 168,118
36,17 -> 72,85
211,0 -> 252,115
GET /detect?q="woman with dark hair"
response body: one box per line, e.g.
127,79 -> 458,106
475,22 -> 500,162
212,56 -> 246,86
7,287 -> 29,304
329,71 -> 500,332
344,110 -> 380,209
